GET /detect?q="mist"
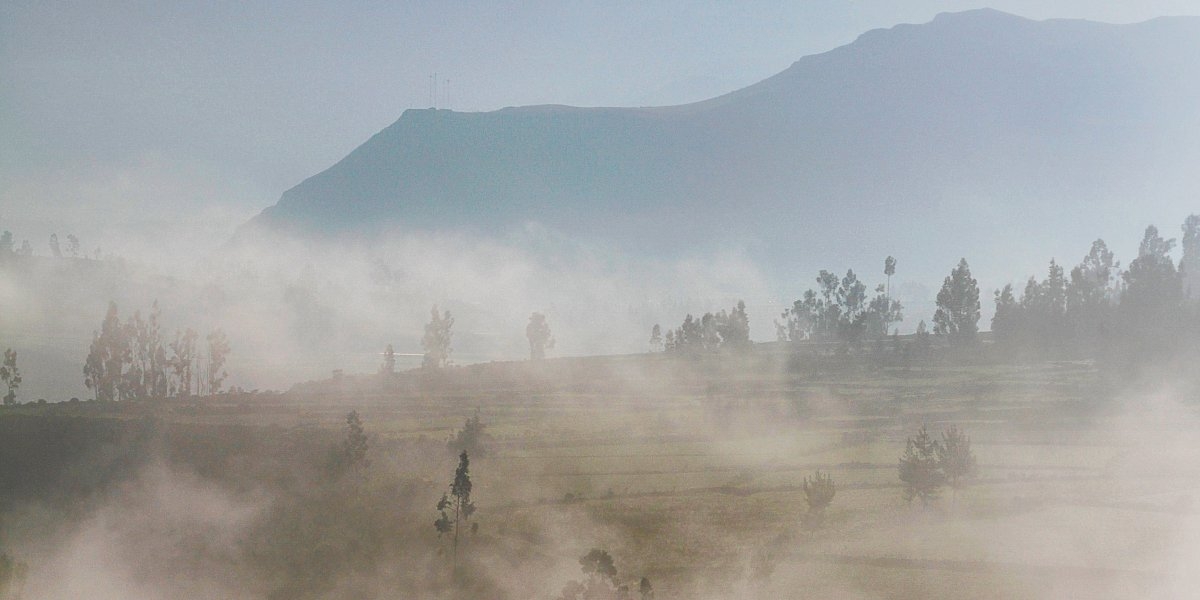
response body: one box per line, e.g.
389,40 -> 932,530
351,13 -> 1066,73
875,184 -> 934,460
5,4 -> 1200,600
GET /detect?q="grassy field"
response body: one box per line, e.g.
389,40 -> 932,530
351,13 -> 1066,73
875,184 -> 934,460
4,351 -> 1198,599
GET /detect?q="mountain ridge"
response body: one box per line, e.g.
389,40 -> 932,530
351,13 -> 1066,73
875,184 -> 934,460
240,9 -> 1200,285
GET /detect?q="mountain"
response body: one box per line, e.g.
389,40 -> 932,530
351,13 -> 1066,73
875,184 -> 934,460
240,9 -> 1200,285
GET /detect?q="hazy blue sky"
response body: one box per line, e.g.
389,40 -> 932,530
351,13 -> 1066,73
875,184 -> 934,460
3,1 -> 1199,244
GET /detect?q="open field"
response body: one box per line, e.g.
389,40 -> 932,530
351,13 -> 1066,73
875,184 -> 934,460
3,352 -> 1198,599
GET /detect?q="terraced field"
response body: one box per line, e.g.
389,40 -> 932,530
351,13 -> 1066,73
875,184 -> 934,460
247,355 -> 1199,598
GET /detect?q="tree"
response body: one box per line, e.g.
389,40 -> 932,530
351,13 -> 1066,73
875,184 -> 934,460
664,301 -> 751,354
1066,239 -> 1119,344
84,302 -> 128,401
206,329 -> 230,395
580,548 -> 618,581
0,231 -> 12,256
435,451 -> 476,571
124,301 -> 168,400
899,426 -> 944,507
885,255 -> 897,295
938,426 -> 977,500
638,577 -> 653,600
448,410 -> 488,457
49,233 -> 62,258
422,305 -> 454,369
16,240 -> 32,257
1015,259 -> 1069,350
1120,225 -> 1182,356
914,320 -> 932,354
866,284 -> 903,339
380,344 -> 396,375
336,410 -> 370,484
66,234 -> 80,258
933,258 -> 980,344
648,324 -> 662,352
168,328 -> 198,397
802,470 -> 835,528
526,312 -> 555,360
1182,214 -> 1200,300
0,349 -> 20,406
991,284 -> 1018,345
716,300 -> 751,349
557,548 -> 630,600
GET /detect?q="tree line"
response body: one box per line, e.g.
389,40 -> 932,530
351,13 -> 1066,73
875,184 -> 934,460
991,216 -> 1200,361
0,228 -> 95,260
83,301 -> 231,401
646,214 -> 1199,364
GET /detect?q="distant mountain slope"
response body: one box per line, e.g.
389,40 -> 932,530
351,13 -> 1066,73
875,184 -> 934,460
241,9 -> 1200,283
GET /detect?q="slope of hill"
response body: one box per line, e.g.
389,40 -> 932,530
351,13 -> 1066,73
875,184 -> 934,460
241,9 -> 1200,282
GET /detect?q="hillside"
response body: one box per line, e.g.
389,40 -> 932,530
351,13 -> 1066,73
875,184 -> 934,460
241,9 -> 1200,282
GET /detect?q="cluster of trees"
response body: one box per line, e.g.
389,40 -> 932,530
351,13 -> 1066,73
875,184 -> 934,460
556,548 -> 654,600
650,300 -> 750,354
0,230 -> 33,259
0,229 -> 91,260
898,425 -> 977,507
776,258 -> 904,350
992,216 -> 1200,359
83,301 -> 230,401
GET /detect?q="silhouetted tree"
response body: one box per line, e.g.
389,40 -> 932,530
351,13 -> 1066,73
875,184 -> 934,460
1011,259 -> 1069,350
1120,225 -> 1183,358
49,233 -> 62,258
666,301 -> 751,354
715,300 -> 751,349
448,410 -> 488,457
206,329 -> 230,395
802,469 -> 836,528
436,451 -> 476,571
16,240 -> 32,257
168,328 -> 198,397
422,305 -> 454,369
558,548 -> 630,600
933,259 -> 980,344
125,301 -> 168,400
1067,239 -> 1119,344
84,302 -> 127,401
380,344 -> 396,375
66,234 -> 80,258
885,255 -> 897,292
334,410 -> 370,485
899,426 -> 944,507
527,312 -> 555,360
866,283 -> 903,339
0,349 -> 20,406
0,231 -> 12,256
915,320 -> 932,354
648,324 -> 662,352
938,426 -> 977,501
991,283 -> 1018,345
639,577 -> 654,600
